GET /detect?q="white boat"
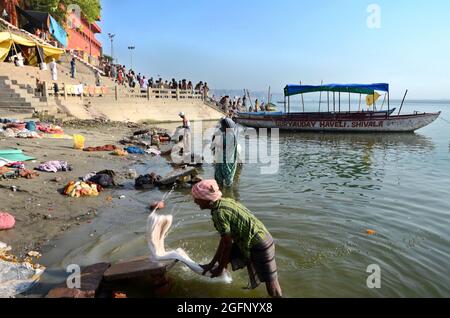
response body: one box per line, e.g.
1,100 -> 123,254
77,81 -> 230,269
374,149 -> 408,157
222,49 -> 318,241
234,83 -> 441,133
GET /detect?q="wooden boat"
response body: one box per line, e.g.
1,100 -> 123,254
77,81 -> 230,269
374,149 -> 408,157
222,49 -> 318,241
234,83 -> 441,133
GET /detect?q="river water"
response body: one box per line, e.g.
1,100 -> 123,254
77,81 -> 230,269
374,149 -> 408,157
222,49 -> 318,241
32,101 -> 450,298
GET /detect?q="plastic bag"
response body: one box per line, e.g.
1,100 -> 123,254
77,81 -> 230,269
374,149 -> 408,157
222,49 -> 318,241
73,134 -> 85,150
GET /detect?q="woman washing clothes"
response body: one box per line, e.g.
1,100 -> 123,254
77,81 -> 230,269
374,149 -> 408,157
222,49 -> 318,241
212,118 -> 240,187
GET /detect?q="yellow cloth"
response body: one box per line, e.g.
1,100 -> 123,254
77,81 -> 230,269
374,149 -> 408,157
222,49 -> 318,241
366,92 -> 381,107
0,32 -> 64,64
64,181 -> 100,198
112,149 -> 128,156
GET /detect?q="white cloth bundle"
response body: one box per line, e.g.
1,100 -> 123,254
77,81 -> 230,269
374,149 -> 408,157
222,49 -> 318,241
146,211 -> 232,283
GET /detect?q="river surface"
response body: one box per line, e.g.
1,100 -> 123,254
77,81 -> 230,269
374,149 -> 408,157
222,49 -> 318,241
31,101 -> 450,298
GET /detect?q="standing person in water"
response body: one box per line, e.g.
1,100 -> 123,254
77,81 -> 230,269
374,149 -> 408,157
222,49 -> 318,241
179,112 -> 191,156
254,99 -> 260,112
192,180 -> 283,298
212,118 -> 239,187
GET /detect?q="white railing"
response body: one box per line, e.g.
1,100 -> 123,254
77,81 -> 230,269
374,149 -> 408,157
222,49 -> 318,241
42,83 -> 207,102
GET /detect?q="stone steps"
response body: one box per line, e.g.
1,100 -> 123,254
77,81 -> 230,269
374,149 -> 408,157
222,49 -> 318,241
0,100 -> 31,107
0,106 -> 34,113
0,92 -> 21,98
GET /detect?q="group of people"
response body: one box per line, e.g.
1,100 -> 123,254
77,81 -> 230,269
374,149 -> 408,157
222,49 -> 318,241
215,95 -> 274,116
168,114 -> 283,298
102,62 -> 210,95
215,95 -> 247,116
34,28 -> 49,42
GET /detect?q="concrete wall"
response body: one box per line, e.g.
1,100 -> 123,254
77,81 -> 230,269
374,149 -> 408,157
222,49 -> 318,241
56,97 -> 224,123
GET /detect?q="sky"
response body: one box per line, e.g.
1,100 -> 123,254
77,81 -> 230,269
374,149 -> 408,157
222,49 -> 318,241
97,0 -> 450,99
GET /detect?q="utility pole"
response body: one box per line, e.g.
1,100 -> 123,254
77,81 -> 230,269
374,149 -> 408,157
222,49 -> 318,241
108,33 -> 115,63
128,45 -> 135,70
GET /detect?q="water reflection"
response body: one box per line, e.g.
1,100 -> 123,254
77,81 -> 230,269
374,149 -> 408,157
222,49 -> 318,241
278,133 -> 435,194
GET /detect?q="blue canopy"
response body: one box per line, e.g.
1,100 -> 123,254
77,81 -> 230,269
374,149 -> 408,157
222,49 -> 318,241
284,83 -> 389,97
16,7 -> 68,48
49,16 -> 68,47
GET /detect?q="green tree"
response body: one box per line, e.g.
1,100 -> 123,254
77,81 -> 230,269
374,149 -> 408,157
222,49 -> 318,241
26,0 -> 101,24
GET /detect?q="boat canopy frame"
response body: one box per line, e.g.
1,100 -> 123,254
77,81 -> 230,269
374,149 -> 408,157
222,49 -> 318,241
283,83 -> 390,115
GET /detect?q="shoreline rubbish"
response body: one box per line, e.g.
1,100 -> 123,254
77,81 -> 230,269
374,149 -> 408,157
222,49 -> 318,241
0,242 -> 45,298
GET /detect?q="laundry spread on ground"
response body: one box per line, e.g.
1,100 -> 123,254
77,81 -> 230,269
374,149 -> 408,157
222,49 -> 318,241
124,146 -> 146,155
112,148 -> 128,156
81,170 -> 117,188
0,149 -> 36,164
0,122 -> 64,140
83,145 -> 117,152
36,161 -> 72,173
63,181 -> 103,198
146,211 -> 232,284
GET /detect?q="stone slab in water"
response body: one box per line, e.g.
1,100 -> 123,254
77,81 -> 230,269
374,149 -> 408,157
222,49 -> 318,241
46,262 -> 111,298
159,167 -> 198,185
103,256 -> 175,282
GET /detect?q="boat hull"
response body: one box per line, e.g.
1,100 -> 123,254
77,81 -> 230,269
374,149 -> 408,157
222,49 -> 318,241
234,112 -> 441,133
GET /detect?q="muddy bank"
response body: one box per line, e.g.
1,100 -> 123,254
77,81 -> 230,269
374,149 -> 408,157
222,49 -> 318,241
0,122 -> 161,257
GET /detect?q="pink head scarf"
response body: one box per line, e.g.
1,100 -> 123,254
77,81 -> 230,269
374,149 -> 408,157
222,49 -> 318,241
192,180 -> 223,202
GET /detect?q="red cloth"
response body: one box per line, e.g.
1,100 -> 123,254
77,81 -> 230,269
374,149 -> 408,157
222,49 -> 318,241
0,212 -> 15,230
83,145 -> 118,152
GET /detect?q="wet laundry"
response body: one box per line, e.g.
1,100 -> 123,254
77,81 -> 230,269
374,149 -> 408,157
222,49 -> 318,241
135,173 -> 162,188
146,211 -> 232,283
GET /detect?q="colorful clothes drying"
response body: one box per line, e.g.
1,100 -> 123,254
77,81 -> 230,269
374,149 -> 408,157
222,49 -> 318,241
37,124 -> 64,135
125,146 -> 145,154
63,181 -> 103,198
83,145 -> 117,152
112,149 -> 128,156
37,161 -> 72,173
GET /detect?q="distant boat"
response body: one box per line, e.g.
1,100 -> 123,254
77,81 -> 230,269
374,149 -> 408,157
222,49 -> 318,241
234,83 -> 441,133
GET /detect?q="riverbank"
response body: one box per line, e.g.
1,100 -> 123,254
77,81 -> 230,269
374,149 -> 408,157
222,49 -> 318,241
0,121 -> 156,257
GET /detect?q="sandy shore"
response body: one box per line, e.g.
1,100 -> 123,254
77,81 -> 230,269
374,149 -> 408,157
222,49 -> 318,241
0,122 -> 155,257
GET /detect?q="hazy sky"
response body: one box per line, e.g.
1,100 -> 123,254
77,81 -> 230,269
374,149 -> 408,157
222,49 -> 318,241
98,0 -> 450,99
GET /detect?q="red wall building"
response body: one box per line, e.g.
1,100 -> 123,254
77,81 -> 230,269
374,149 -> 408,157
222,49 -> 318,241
66,16 -> 102,61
